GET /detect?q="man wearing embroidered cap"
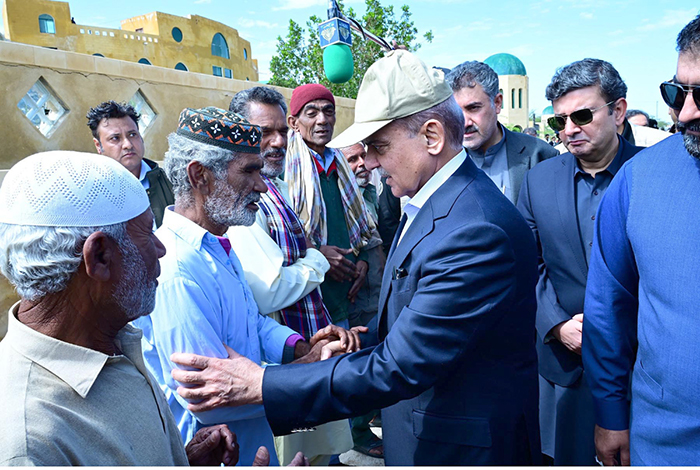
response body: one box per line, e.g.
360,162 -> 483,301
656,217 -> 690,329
0,151 -> 238,465
284,83 -> 375,329
167,51 -> 541,465
132,107 -> 361,466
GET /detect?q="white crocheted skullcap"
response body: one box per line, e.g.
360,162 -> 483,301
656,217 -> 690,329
0,151 -> 149,227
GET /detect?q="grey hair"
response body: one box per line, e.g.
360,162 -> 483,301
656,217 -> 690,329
163,133 -> 236,207
393,96 -> 465,149
0,222 -> 128,301
229,86 -> 288,119
445,61 -> 500,102
545,58 -> 627,107
677,14 -> 700,54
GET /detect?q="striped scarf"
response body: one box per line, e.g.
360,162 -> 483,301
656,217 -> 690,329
258,176 -> 332,339
285,130 -> 375,255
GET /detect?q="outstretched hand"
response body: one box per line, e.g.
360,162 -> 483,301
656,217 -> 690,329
171,344 -> 264,413
186,424 -> 238,466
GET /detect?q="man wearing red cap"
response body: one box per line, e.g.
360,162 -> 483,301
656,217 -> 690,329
284,84 -> 376,330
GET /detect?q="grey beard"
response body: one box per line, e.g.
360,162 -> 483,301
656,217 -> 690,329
260,148 -> 285,178
355,174 -> 370,187
679,119 -> 700,159
204,179 -> 260,228
114,236 -> 156,321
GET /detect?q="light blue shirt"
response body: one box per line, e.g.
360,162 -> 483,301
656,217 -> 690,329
467,124 -> 511,201
133,207 -> 295,466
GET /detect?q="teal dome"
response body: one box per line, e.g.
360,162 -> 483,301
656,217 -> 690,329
542,105 -> 554,115
484,53 -> 527,76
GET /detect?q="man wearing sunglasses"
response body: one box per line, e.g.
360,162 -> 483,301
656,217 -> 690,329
516,58 -> 642,465
582,15 -> 700,466
445,61 -> 558,205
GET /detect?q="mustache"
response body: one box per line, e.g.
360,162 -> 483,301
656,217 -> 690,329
376,167 -> 390,178
464,124 -> 479,134
678,119 -> 700,134
262,148 -> 285,159
246,192 -> 261,204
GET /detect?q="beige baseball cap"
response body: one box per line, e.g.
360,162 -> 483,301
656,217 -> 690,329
327,49 -> 453,149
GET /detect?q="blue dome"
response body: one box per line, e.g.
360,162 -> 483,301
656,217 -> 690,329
542,105 -> 554,115
484,53 -> 527,76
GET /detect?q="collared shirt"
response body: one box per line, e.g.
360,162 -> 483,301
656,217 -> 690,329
574,136 -> 625,264
467,124 -> 511,200
138,159 -> 151,190
227,177 -> 330,328
310,147 -> 337,173
133,207 -> 296,466
399,150 -> 467,244
0,304 -> 188,466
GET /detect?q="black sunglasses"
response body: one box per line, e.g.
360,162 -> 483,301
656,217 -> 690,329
547,100 -> 616,132
660,81 -> 700,111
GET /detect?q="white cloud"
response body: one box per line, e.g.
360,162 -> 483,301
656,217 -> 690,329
637,9 -> 698,32
194,0 -> 211,4
238,18 -> 278,29
273,0 -> 325,10
580,12 -> 594,19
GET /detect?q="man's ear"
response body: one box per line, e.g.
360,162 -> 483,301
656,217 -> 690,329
186,161 -> 214,196
613,98 -> 628,127
93,138 -> 103,154
287,114 -> 298,130
493,93 -> 503,115
422,119 -> 446,156
83,231 -> 116,282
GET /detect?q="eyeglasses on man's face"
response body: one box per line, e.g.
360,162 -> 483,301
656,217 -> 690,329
547,100 -> 616,133
660,81 -> 700,111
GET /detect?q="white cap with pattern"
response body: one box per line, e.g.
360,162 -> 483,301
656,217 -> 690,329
0,151 -> 150,227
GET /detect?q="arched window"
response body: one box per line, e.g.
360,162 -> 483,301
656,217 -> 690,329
174,62 -> 188,71
138,58 -> 151,65
38,14 -> 55,34
172,27 -> 183,43
93,53 -> 105,57
211,33 -> 230,59
243,48 -> 248,60
518,89 -> 523,109
511,89 -> 515,108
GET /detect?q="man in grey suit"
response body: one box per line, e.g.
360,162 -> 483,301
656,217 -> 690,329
446,61 -> 558,204
516,59 -> 642,465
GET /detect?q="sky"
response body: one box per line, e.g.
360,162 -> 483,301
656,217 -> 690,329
3,0 -> 699,122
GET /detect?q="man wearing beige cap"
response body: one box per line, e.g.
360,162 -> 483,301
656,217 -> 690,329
0,151 -> 238,465
167,52 -> 541,465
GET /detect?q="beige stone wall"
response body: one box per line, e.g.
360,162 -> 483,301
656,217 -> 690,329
498,74 -> 529,130
0,41 -> 356,339
3,0 -> 259,80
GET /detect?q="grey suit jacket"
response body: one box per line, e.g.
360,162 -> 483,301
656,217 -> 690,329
504,128 -> 559,205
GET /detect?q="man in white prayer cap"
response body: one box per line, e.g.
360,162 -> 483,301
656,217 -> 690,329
0,151 -> 239,466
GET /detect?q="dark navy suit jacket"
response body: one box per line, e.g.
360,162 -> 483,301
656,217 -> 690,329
262,156 -> 541,465
516,137 -> 641,386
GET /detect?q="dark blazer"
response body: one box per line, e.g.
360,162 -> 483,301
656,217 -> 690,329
262,156 -> 541,465
516,137 -> 641,386
144,158 -> 174,228
504,128 -> 559,205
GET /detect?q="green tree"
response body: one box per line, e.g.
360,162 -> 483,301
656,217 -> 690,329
268,0 -> 432,99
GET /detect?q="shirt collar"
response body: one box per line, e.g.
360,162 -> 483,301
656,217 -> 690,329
159,206 -> 231,261
309,147 -> 338,175
138,159 -> 150,182
468,123 -> 507,158
574,135 -> 626,178
5,302 -> 145,399
405,149 -> 467,214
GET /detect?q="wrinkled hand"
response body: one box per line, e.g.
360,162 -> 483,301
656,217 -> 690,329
171,344 -> 263,412
319,245 -> 356,282
309,324 -> 364,352
552,313 -> 583,355
186,424 -> 239,466
253,446 -> 309,466
348,260 -> 369,303
594,425 -> 630,466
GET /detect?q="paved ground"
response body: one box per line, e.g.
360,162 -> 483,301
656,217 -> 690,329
338,426 -> 384,466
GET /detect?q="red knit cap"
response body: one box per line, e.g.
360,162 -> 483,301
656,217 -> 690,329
289,83 -> 335,116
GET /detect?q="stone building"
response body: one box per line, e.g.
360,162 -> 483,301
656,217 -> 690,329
2,0 -> 259,81
483,52 -> 529,130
